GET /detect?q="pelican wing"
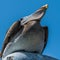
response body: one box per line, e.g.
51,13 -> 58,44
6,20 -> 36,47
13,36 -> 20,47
1,20 -> 22,57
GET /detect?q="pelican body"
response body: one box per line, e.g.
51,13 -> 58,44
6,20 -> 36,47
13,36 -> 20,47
3,52 -> 58,60
0,4 -> 48,59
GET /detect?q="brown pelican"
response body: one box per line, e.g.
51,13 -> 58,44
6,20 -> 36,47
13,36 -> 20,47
0,4 -> 48,58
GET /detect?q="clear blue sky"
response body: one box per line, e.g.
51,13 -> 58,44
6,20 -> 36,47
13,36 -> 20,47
0,0 -> 60,59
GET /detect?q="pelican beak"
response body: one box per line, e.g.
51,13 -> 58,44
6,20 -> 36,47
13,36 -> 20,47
21,4 -> 48,25
40,4 -> 48,11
